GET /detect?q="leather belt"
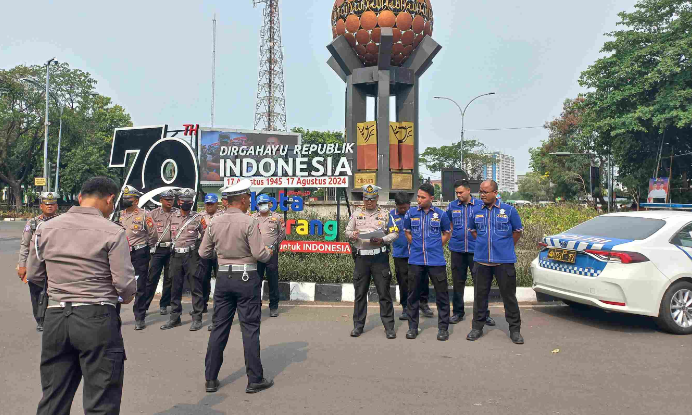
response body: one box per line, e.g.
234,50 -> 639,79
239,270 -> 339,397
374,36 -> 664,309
158,242 -> 172,248
47,299 -> 116,308
218,264 -> 258,272
131,243 -> 148,252
357,246 -> 387,256
174,247 -> 192,254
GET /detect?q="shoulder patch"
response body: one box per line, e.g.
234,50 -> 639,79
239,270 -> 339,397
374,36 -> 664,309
201,217 -> 207,229
146,217 -> 154,229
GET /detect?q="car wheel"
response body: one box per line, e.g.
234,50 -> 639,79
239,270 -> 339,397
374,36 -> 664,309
655,281 -> 692,335
563,300 -> 590,310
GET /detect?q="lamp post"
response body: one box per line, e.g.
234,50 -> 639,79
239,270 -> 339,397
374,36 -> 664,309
550,151 -> 613,212
435,92 -> 495,174
43,58 -> 58,191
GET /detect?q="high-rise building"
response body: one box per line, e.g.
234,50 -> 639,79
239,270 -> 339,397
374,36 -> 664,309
480,152 -> 516,193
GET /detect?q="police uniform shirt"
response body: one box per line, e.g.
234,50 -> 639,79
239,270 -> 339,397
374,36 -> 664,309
344,207 -> 399,250
252,211 -> 286,248
150,206 -> 180,244
403,206 -> 451,266
18,213 -> 58,268
389,208 -> 409,259
468,200 -> 523,264
171,210 -> 205,249
446,197 -> 480,254
26,206 -> 136,304
198,207 -> 272,265
117,207 -> 157,248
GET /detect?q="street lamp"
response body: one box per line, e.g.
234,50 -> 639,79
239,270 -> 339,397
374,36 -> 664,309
43,58 -> 58,192
434,92 -> 496,173
550,151 -> 614,213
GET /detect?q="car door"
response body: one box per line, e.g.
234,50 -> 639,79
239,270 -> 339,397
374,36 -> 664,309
664,222 -> 692,279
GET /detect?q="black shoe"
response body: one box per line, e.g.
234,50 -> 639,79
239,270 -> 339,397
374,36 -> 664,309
202,305 -> 208,314
36,323 -> 43,332
406,329 -> 417,339
510,331 -> 525,344
160,318 -> 182,330
135,320 -> 146,331
385,329 -> 396,339
399,310 -> 409,321
420,303 -> 434,318
246,378 -> 274,394
270,308 -> 278,317
208,323 -> 214,332
190,320 -> 203,331
486,316 -> 496,326
437,329 -> 449,341
350,328 -> 363,337
466,329 -> 483,341
205,379 -> 220,393
160,307 -> 168,316
449,314 -> 464,324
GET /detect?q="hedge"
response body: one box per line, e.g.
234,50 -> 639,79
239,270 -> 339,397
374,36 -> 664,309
278,204 -> 599,287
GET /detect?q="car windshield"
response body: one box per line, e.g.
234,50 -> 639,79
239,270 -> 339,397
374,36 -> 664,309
564,216 -> 666,240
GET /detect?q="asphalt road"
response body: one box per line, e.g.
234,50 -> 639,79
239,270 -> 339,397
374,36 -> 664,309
1,221 -> 688,414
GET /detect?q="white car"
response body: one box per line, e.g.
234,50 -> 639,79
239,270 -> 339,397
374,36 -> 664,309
531,211 -> 692,334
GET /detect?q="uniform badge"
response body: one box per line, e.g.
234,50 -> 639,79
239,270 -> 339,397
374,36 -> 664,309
24,223 -> 30,232
433,212 -> 439,219
500,209 -> 506,215
133,224 -> 140,230
146,217 -> 154,229
201,217 -> 207,230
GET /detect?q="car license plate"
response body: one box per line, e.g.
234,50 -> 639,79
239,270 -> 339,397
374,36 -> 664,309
548,248 -> 577,264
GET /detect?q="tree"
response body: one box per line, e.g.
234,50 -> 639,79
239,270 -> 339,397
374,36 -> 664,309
578,0 -> 692,203
0,63 -> 131,207
420,139 -> 491,178
517,172 -> 554,203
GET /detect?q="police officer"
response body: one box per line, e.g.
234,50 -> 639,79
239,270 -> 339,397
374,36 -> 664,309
27,176 -> 136,414
200,179 -> 275,394
144,188 -> 179,315
17,191 -> 60,332
403,183 -> 452,341
253,194 -> 286,317
467,180 -> 525,344
117,186 -> 157,330
345,184 -> 398,339
447,180 -> 495,326
206,188 -> 230,332
162,188 -> 206,331
198,193 -> 221,315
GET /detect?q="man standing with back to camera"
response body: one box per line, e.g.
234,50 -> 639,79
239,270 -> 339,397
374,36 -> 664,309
27,176 -> 136,415
446,180 -> 495,326
200,179 -> 275,394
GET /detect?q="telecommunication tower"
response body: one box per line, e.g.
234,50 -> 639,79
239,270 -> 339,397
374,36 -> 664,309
253,0 -> 287,132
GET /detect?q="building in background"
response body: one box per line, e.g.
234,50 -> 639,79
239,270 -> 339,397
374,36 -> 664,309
481,152 -> 516,193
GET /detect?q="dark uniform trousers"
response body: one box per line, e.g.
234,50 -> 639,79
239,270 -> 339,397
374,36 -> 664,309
28,281 -> 44,323
130,247 -> 150,321
353,252 -> 394,331
394,257 -> 429,308
37,304 -> 125,415
170,251 -> 202,321
206,270 -> 263,384
450,251 -> 489,319
407,265 -> 450,331
473,263 -> 521,332
257,250 -> 280,310
197,256 -> 218,309
144,247 -> 173,311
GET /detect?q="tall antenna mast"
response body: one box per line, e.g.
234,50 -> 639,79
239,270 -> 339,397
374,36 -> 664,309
211,13 -> 217,128
253,0 -> 287,131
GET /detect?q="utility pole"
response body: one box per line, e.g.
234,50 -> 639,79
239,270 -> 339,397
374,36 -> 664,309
211,13 -> 217,128
43,58 -> 56,192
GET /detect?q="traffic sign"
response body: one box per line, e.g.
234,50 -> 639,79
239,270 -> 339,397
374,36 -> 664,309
34,177 -> 46,186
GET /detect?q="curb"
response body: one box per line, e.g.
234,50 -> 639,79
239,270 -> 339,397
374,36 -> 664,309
155,280 -> 559,304
3,218 -> 21,221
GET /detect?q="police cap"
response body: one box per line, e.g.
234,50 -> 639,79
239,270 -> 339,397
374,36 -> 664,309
40,192 -> 59,205
362,184 -> 381,200
204,193 -> 219,204
159,188 -> 178,199
122,186 -> 142,198
256,194 -> 271,204
177,188 -> 196,201
224,179 -> 252,197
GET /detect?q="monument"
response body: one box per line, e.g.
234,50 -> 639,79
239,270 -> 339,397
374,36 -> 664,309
327,0 -> 441,200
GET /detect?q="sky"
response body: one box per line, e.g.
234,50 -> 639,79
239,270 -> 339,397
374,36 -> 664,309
1,0 -> 638,178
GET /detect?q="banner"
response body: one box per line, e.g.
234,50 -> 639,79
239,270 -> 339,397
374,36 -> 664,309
280,241 -> 352,255
356,121 -> 378,170
389,122 -> 414,169
647,178 -> 669,202
225,176 -> 349,188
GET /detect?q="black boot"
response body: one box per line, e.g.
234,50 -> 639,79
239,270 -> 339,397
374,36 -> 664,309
160,318 -> 181,330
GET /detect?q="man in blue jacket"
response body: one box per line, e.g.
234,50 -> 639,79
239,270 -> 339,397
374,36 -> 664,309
447,180 -> 495,326
467,180 -> 525,345
403,183 -> 451,341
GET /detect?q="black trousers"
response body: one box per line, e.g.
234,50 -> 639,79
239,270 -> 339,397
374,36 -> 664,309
393,257 -> 428,308
145,247 -> 172,311
28,281 -> 44,324
473,263 -> 521,332
170,251 -> 202,321
407,265 -> 450,331
130,247 -> 150,321
37,304 -> 125,415
205,269 -> 263,384
353,253 -> 394,331
450,251 -> 489,318
257,250 -> 280,310
197,257 -> 218,307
